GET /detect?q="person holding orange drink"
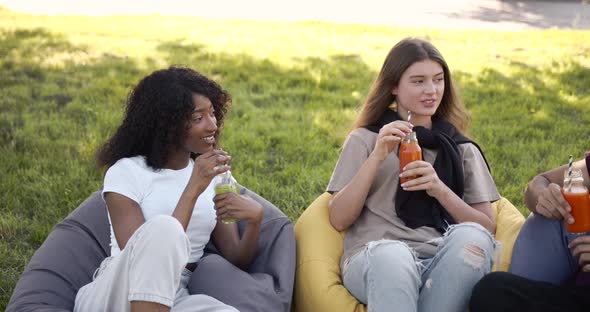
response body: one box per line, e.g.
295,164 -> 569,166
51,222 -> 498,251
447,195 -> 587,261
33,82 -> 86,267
470,153 -> 590,312
327,37 -> 500,312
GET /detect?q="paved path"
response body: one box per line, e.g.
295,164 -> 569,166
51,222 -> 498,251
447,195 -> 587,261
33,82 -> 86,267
0,0 -> 588,30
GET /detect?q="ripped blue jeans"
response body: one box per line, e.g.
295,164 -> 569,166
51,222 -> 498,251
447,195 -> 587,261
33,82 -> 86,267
342,222 -> 495,312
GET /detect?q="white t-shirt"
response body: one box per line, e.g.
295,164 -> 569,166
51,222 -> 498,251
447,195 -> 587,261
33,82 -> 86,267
102,156 -> 223,263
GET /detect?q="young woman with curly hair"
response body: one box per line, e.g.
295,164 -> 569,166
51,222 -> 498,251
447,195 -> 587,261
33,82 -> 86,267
74,66 -> 262,312
327,38 -> 499,312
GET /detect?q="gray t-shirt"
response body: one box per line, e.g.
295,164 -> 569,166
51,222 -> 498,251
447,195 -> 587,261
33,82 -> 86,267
327,128 -> 500,270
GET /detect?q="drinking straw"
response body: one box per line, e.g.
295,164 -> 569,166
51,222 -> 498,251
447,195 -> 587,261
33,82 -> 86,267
407,110 -> 412,123
566,154 -> 573,191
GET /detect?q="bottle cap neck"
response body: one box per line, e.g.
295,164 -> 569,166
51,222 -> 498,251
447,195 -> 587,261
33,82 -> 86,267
403,131 -> 418,143
565,169 -> 583,179
564,169 -> 585,187
219,170 -> 229,182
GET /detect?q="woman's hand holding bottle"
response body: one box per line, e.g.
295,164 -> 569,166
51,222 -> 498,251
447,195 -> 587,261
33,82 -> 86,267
536,182 -> 573,222
399,161 -> 446,198
213,193 -> 263,225
371,121 -> 413,162
189,149 -> 230,193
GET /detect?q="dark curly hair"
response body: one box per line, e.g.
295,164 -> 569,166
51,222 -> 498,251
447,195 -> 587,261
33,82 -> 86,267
96,66 -> 231,170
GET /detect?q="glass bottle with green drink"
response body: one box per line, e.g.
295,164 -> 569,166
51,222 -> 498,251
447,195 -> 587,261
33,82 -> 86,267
214,166 -> 239,224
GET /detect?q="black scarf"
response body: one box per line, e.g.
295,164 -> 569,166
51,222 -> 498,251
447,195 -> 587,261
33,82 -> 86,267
366,109 -> 490,233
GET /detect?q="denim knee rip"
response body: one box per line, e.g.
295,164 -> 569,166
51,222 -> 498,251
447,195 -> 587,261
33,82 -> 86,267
442,222 -> 498,271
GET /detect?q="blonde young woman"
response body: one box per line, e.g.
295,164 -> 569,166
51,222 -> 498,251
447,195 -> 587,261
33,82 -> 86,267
327,38 -> 499,312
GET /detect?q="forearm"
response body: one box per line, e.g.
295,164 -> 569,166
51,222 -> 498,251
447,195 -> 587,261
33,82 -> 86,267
225,222 -> 260,270
525,174 -> 552,214
173,181 -> 205,231
435,186 -> 496,233
329,154 -> 381,231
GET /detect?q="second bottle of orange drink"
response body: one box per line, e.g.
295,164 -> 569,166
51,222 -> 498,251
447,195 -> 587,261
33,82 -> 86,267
562,169 -> 590,233
399,131 -> 422,184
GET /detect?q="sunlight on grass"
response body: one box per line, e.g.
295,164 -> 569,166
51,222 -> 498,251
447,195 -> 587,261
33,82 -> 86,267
312,108 -> 357,139
532,109 -> 548,121
40,51 -> 96,68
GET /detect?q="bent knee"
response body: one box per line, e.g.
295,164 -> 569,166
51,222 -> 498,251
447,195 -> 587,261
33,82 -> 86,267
364,240 -> 420,286
520,212 -> 563,235
446,223 -> 494,251
366,240 -> 416,267
146,215 -> 184,234
443,223 -> 495,270
527,212 -> 561,226
142,215 -> 189,250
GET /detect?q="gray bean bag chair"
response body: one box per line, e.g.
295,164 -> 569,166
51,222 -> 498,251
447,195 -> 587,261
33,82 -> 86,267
7,187 -> 295,312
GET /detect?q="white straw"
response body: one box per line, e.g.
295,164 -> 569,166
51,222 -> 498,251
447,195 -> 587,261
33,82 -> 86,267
407,110 -> 412,123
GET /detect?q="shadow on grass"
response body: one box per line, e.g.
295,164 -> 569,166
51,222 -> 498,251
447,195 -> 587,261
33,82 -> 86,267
0,28 -> 145,310
0,28 -> 377,234
155,40 -> 376,217
0,27 -> 141,214
442,1 -> 590,29
0,28 -> 376,309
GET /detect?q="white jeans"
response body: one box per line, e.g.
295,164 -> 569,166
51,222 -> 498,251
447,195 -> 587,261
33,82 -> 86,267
74,215 -> 238,312
343,223 -> 495,312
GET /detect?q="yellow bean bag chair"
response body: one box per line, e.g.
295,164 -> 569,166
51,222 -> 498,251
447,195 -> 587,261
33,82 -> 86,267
293,193 -> 525,312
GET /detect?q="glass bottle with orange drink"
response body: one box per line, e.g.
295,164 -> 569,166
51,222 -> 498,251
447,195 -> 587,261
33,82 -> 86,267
562,169 -> 590,233
399,131 -> 422,184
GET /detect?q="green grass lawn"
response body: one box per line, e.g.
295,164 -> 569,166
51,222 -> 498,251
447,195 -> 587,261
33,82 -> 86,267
1,5 -> 589,309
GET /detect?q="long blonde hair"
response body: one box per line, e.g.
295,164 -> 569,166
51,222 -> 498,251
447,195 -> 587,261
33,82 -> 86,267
353,38 -> 470,133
